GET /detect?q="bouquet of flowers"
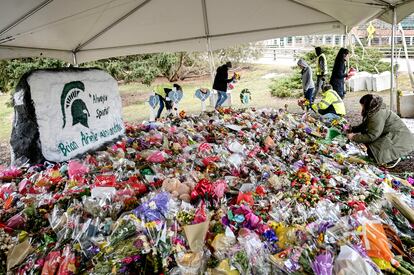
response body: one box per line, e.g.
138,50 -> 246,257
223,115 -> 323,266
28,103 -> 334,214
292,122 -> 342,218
298,98 -> 310,111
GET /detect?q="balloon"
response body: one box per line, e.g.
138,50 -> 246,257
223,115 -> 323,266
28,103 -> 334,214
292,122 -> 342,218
169,90 -> 183,103
195,89 -> 211,102
148,95 -> 159,108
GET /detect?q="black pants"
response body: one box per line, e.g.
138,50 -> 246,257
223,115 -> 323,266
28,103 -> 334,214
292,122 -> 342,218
314,75 -> 325,98
156,94 -> 173,119
330,78 -> 345,98
318,105 -> 338,115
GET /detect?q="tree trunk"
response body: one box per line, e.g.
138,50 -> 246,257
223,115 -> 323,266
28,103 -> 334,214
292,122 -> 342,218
168,52 -> 185,82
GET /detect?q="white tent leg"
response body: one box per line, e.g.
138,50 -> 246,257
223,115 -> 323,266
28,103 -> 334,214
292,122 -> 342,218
390,7 -> 397,111
201,0 -> 215,85
72,52 -> 78,67
345,26 -> 350,94
398,24 -> 414,90
206,37 -> 215,84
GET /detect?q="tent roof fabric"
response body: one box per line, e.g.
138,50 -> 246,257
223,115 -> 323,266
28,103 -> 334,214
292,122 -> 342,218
0,0 -> 413,63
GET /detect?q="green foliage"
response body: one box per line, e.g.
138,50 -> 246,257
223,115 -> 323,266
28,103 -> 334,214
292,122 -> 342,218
214,43 -> 263,65
0,44 -> 262,93
0,58 -> 66,92
269,75 -> 302,98
300,46 -> 390,74
83,54 -> 163,86
270,46 -> 390,98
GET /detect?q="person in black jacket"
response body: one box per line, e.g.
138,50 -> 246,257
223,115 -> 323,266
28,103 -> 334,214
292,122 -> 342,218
330,48 -> 349,99
213,61 -> 234,110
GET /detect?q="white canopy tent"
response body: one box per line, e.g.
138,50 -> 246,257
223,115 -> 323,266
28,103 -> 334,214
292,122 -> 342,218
0,0 -> 351,64
0,0 -> 414,108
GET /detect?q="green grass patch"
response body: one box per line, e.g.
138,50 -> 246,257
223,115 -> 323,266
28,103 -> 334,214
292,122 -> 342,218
0,94 -> 12,142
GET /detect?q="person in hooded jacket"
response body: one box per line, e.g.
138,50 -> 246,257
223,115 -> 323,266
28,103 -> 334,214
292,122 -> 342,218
330,48 -> 349,99
213,61 -> 234,110
347,94 -> 414,168
297,58 -> 315,106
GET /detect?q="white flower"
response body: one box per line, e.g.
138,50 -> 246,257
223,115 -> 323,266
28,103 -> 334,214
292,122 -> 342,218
149,201 -> 157,210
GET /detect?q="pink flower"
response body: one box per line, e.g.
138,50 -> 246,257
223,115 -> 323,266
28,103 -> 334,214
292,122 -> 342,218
68,160 -> 89,178
245,212 -> 260,229
213,180 -> 227,199
122,257 -> 133,264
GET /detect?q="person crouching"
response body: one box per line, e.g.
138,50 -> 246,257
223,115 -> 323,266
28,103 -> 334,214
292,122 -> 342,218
311,84 -> 346,122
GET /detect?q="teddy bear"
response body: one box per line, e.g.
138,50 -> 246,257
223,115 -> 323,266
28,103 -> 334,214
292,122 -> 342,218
162,178 -> 196,202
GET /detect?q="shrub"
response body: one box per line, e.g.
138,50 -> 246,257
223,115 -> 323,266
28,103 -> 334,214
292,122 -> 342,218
269,75 -> 302,97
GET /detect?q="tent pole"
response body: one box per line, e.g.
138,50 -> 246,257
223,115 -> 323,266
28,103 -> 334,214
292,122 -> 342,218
201,0 -> 215,84
207,38 -> 215,84
345,26 -> 350,94
390,7 -> 397,111
398,23 -> 414,90
72,52 -> 78,67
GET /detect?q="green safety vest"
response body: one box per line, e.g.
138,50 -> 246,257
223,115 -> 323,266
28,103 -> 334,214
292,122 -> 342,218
154,85 -> 171,98
316,53 -> 328,76
312,89 -> 346,115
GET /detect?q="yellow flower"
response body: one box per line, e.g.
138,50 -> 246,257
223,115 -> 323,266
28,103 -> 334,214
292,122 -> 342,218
145,221 -> 157,229
50,169 -> 61,178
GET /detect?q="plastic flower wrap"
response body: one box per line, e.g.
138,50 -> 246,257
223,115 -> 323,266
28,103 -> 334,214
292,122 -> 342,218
190,179 -> 227,207
237,230 -> 271,274
57,245 -> 77,275
41,250 -> 61,275
211,227 -> 237,261
311,251 -> 333,275
109,214 -> 141,246
232,250 -> 249,274
133,192 -> 170,222
222,205 -> 262,233
334,245 -> 379,275
67,160 -> 89,178
181,203 -> 209,252
147,150 -> 168,163
94,174 -> 116,187
360,221 -> 393,270
175,251 -> 206,275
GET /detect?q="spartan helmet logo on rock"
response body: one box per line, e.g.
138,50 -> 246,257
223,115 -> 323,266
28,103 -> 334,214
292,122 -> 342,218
61,81 -> 90,128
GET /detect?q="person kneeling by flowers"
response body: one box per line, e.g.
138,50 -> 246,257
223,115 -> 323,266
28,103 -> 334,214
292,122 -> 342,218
347,94 -> 414,168
311,84 -> 346,123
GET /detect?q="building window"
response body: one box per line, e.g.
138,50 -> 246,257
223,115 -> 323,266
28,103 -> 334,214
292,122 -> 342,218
335,36 -> 342,45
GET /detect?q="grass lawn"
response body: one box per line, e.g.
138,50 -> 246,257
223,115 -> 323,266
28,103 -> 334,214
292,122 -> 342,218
120,64 -> 300,123
0,94 -> 12,142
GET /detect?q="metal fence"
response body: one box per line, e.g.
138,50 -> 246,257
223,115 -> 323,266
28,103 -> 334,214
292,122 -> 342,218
258,44 -> 414,59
